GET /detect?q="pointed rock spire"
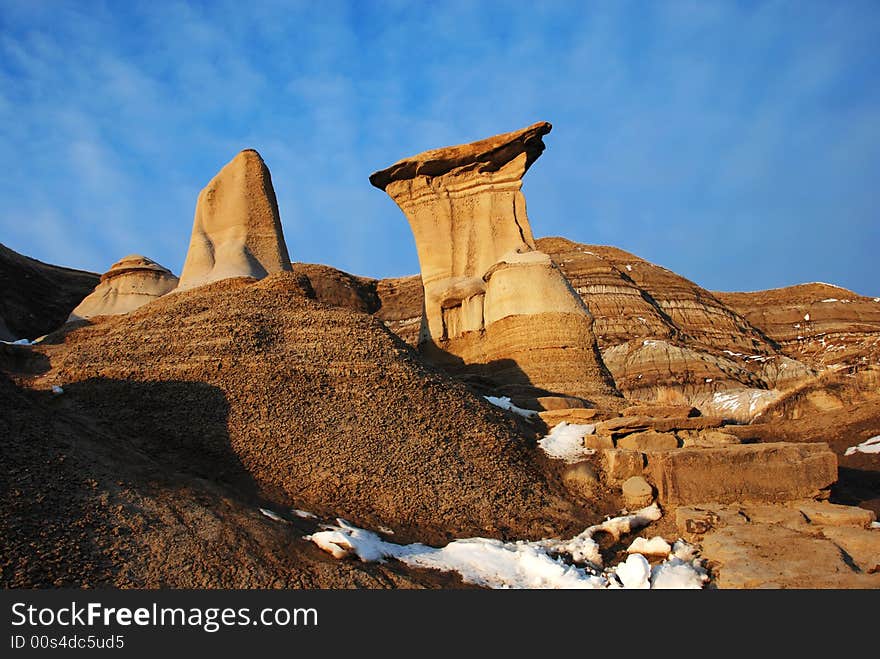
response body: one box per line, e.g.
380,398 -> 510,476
178,149 -> 292,291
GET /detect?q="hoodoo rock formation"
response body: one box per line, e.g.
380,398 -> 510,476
177,149 -> 292,291
68,255 -> 178,321
369,122 -> 619,405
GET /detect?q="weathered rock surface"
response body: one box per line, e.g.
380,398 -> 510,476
370,123 -> 619,406
0,242 -> 99,340
622,475 -> 654,508
676,502 -> 880,587
538,408 -> 599,428
374,275 -> 424,347
617,430 -> 679,451
68,255 -> 178,321
677,429 -> 741,448
599,449 -> 645,482
0,372 -> 460,589
644,443 -> 837,505
561,462 -> 601,499
701,524 -> 880,588
27,272 -> 592,545
178,149 -> 292,291
595,415 -> 724,438
294,262 -> 379,314
537,237 -> 816,417
717,283 -> 880,370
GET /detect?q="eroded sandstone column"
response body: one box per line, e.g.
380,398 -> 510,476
370,122 -> 618,403
178,149 -> 292,291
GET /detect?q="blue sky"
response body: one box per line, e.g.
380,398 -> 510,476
1,0 -> 878,295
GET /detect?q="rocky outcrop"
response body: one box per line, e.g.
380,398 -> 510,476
642,443 -> 837,505
369,123 -> 619,405
534,237 -> 815,417
676,502 -> 880,588
33,272 -> 592,545
0,243 -> 99,340
294,262 -> 379,314
177,149 -> 292,291
716,283 -> 880,370
374,275 -> 424,348
68,255 -> 178,321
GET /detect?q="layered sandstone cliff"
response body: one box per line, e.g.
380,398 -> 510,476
532,237 -> 817,419
68,255 -> 178,321
716,283 -> 880,370
369,122 -> 619,405
177,149 -> 292,291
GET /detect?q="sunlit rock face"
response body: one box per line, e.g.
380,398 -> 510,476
69,255 -> 178,321
370,122 -> 619,405
178,149 -> 292,291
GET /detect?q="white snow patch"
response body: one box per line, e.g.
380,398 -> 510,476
705,378 -> 713,383
306,504 -> 702,589
871,521 -> 880,529
51,385 -> 64,395
0,338 -> 33,345
874,298 -> 880,303
627,536 -> 671,556
625,264 -> 633,272
671,539 -> 699,562
538,422 -> 596,463
651,559 -> 707,589
543,504 -> 662,565
484,396 -> 538,418
821,298 -> 839,303
844,435 -> 880,456
612,553 -> 650,589
804,313 -> 811,321
260,508 -> 286,522
293,509 -> 317,519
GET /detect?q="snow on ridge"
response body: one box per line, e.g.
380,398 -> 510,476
484,395 -> 538,419
537,422 -> 596,463
0,338 -> 33,346
260,508 -> 286,522
844,435 -> 880,457
306,506 -> 708,590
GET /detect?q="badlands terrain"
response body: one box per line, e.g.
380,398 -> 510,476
1,122 -> 878,589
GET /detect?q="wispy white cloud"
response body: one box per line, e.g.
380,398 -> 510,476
0,0 -> 878,295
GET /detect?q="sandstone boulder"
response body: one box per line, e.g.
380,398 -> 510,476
599,449 -> 645,482
675,501 -> 880,587
644,443 -> 837,505
369,123 -> 619,405
617,430 -> 679,451
793,501 -> 876,528
69,255 -> 178,321
677,429 -> 742,448
595,415 -> 724,438
701,524 -> 880,588
622,476 -> 654,508
178,149 -> 292,291
538,408 -> 599,428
